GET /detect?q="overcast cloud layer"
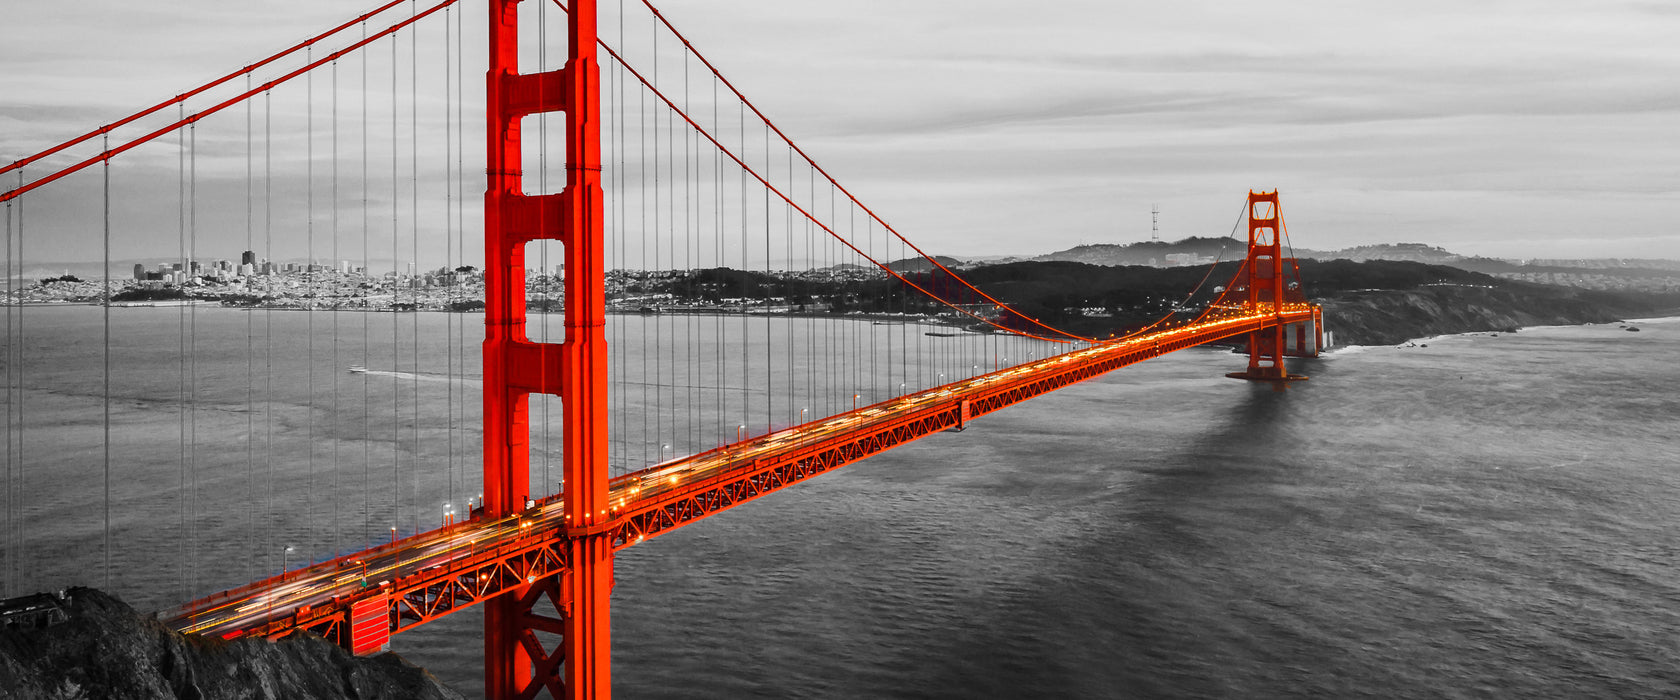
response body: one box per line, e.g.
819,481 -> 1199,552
4,0 -> 1677,263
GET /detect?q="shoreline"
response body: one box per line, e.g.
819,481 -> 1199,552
1346,315 -> 1679,350
19,300 -> 1679,345
18,299 -> 975,328
1623,313 -> 1680,324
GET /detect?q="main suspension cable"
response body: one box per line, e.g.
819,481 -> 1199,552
1,0 -> 417,179
0,0 -> 463,204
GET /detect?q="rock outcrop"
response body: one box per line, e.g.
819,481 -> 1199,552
0,588 -> 464,700
1314,283 -> 1672,346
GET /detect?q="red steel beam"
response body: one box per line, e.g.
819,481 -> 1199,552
164,306 -> 1318,653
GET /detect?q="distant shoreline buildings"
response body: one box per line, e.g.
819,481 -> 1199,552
12,250 -> 911,314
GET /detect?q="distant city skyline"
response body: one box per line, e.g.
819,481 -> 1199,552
4,1 -> 1677,265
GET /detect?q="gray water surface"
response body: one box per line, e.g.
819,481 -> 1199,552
6,311 -> 1678,698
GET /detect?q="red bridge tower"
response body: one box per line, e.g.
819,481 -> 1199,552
484,0 -> 611,697
1228,190 -> 1315,381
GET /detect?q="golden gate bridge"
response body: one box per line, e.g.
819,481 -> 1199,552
1,1 -> 1322,697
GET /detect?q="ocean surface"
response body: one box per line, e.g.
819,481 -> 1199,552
3,309 -> 1678,698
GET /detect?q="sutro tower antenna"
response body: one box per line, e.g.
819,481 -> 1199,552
1151,204 -> 1160,241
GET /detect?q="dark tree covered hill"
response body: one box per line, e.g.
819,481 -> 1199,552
952,259 -> 1677,344
627,259 -> 1679,345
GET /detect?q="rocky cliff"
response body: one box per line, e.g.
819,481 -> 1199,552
1316,284 -> 1646,346
0,588 -> 464,700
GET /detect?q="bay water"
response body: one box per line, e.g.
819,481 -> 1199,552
3,308 -> 1677,698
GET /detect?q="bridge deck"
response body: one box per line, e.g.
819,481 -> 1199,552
160,306 -> 1317,643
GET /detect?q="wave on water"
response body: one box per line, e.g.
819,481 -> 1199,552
347,366 -> 479,386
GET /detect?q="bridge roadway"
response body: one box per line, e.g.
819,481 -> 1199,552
161,304 -> 1318,646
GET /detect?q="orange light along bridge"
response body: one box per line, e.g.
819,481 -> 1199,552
3,1 -> 1322,698
161,297 -> 1321,641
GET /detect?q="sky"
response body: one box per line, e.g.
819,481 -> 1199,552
3,0 -> 1678,267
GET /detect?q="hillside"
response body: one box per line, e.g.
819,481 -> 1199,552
1015,239 -> 1679,295
613,258 -> 1676,345
1030,237 -> 1233,266
950,259 -> 1678,345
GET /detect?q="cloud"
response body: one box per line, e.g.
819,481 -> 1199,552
4,0 -> 1678,263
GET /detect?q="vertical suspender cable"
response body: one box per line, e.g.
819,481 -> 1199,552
676,42 -> 687,455
450,6 -> 463,496
102,135 -> 112,591
177,104 -> 187,598
639,41 -> 649,466
391,32 -> 401,537
264,91 -> 276,572
332,59 -> 342,558
362,21 -> 373,546
873,218 -> 887,402
15,172 -> 22,595
662,30 -> 673,457
712,71 -> 722,446
245,74 -> 256,582
664,32 -> 674,457
685,48 -> 695,456
189,121 -> 199,594
456,3 -> 468,495
14,174 -> 22,596
306,49 -> 317,564
652,15 -> 663,462
826,184 -> 834,415
738,101 -> 747,436
613,0 -> 626,473
661,28 -> 675,456
3,189 -> 11,596
444,5 -> 456,513
807,160 -> 815,415
453,1 -> 467,503
3,189 -> 12,597
769,120 -> 772,429
409,0 -> 421,535
785,144 -> 792,425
